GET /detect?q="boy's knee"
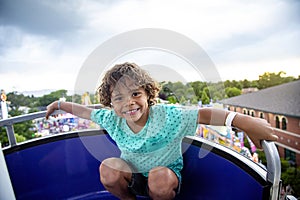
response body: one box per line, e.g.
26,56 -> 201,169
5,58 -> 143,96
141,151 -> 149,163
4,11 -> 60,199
148,167 -> 176,185
148,167 -> 177,198
99,163 -> 119,187
99,158 -> 132,187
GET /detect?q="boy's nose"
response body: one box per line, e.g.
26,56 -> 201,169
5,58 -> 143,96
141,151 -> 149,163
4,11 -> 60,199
126,96 -> 135,105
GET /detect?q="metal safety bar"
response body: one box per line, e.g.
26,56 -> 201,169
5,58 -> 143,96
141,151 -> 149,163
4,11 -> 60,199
0,142 -> 16,200
0,104 -> 102,147
0,110 -> 64,147
262,140 -> 281,200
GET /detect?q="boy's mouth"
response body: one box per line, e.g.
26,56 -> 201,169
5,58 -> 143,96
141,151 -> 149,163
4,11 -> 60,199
123,108 -> 140,115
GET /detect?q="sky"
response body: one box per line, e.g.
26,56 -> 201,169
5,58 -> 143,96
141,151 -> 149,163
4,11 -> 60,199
0,0 -> 299,95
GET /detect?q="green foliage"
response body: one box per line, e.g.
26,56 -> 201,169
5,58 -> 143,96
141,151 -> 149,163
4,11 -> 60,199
160,71 -> 297,104
0,127 -> 9,147
281,167 -> 300,197
190,96 -> 199,105
72,94 -> 82,104
257,71 -> 296,89
190,81 -> 207,97
280,158 -> 300,198
224,80 -> 242,89
202,87 -> 210,99
257,151 -> 266,165
179,96 -> 186,104
256,150 -> 299,198
206,82 -> 226,101
281,159 -> 291,172
167,96 -> 177,104
15,134 -> 26,143
241,79 -> 251,88
257,154 -> 300,198
201,90 -> 210,105
13,121 -> 35,141
243,136 -> 250,149
37,89 -> 68,106
7,92 -> 34,109
225,87 -> 241,98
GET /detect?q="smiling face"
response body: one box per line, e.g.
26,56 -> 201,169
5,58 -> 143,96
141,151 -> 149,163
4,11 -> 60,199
111,77 -> 150,132
98,62 -> 160,108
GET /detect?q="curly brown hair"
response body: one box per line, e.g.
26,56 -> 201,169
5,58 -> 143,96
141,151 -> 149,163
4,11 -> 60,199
97,62 -> 160,107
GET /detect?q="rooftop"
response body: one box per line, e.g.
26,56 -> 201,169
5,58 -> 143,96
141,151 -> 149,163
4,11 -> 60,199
220,80 -> 300,118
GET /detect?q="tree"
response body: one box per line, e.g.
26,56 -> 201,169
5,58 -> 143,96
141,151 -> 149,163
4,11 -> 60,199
232,80 -> 242,89
190,81 -> 207,98
206,82 -> 226,101
179,96 -> 186,104
281,167 -> 300,197
7,91 -> 33,109
167,96 -> 177,104
225,87 -> 241,98
241,79 -> 251,88
72,94 -> 82,104
191,96 -> 199,105
203,87 -> 210,99
201,90 -> 210,105
186,87 -> 196,101
257,71 -> 296,89
37,89 -> 68,107
15,133 -> 27,143
0,127 -> 9,147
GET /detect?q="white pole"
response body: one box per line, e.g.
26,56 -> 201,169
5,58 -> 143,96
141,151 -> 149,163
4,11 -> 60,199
0,143 -> 16,200
1,101 -> 8,119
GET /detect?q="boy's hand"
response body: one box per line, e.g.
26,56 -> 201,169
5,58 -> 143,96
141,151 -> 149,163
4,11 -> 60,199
45,101 -> 59,120
238,116 -> 278,150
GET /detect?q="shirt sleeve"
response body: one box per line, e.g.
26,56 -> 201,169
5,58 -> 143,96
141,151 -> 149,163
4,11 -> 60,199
90,108 -> 114,128
161,105 -> 199,137
181,107 -> 199,136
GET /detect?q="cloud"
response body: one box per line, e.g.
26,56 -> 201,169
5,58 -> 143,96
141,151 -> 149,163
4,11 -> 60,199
0,0 -> 88,55
0,0 -> 85,36
0,0 -> 299,93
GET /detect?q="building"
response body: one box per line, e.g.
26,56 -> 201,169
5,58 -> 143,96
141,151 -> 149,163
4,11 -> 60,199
241,87 -> 258,94
220,80 -> 300,166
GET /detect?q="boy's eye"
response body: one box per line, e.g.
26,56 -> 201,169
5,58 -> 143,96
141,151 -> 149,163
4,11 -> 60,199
113,96 -> 123,102
132,92 -> 141,97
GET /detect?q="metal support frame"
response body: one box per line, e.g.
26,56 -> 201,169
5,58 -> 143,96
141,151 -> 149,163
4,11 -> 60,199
5,125 -> 16,146
262,140 -> 281,200
0,104 -> 102,147
0,110 -> 64,147
0,143 -> 16,200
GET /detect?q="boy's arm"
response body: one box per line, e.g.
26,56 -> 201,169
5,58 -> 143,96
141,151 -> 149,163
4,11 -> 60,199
45,101 -> 93,120
198,108 -> 278,149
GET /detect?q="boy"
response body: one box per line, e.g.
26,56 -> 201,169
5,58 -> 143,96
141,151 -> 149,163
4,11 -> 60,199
46,62 -> 277,200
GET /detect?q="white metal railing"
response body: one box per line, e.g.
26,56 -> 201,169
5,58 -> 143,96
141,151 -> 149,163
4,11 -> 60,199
0,104 -> 102,147
262,140 -> 281,200
0,142 -> 16,200
0,110 -> 64,146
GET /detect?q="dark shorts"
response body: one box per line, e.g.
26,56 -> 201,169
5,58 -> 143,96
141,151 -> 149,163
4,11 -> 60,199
127,172 -> 181,197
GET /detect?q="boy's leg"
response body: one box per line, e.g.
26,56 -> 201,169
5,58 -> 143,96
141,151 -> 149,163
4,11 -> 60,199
99,157 -> 135,200
148,166 -> 179,200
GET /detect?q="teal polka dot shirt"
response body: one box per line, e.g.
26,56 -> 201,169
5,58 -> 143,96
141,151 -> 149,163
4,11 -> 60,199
91,104 -> 199,180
